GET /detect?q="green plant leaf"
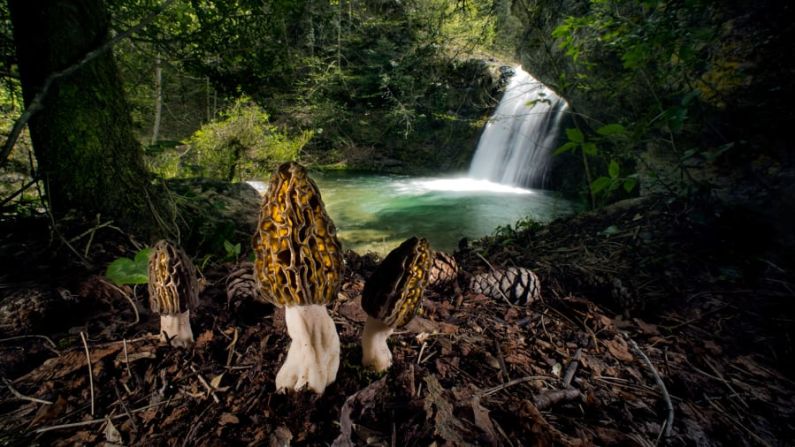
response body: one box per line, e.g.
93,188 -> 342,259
566,128 -> 584,143
596,123 -> 625,136
591,176 -> 612,194
106,248 -> 152,286
583,142 -> 597,156
134,247 -> 153,265
608,160 -> 620,178
623,177 -> 638,192
223,240 -> 241,259
553,141 -> 577,155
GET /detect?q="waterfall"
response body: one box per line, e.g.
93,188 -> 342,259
469,66 -> 567,188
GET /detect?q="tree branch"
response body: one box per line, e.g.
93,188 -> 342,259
0,0 -> 176,168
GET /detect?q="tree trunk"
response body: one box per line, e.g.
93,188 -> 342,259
8,0 -> 175,239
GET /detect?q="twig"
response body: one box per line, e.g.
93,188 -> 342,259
122,339 -> 134,383
479,375 -> 554,398
534,388 -> 581,410
0,0 -> 178,168
113,382 -> 138,432
474,252 -> 496,271
191,365 -> 220,404
494,340 -> 510,382
34,396 -> 182,433
79,331 -> 95,416
2,377 -> 53,405
0,334 -> 60,354
704,357 -> 749,409
416,341 -> 428,365
705,397 -> 772,447
225,327 -> 239,368
562,348 -> 582,387
99,278 -> 140,325
0,177 -> 38,208
626,336 -> 673,438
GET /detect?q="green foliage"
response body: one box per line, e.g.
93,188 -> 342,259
223,239 -> 241,261
556,122 -> 636,204
185,96 -> 313,181
543,0 -> 750,197
105,248 -> 152,286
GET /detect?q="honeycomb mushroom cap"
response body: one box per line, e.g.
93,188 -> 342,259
362,236 -> 433,328
252,162 -> 344,307
147,240 -> 199,315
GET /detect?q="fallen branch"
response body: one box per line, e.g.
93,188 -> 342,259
562,348 -> 582,387
534,388 -> 581,410
626,336 -> 674,438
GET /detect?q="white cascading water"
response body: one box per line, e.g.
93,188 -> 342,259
469,66 -> 567,188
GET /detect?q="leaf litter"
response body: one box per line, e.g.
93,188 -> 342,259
0,195 -> 793,445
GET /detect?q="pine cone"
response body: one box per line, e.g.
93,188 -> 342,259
226,261 -> 258,304
469,267 -> 541,305
428,251 -> 458,290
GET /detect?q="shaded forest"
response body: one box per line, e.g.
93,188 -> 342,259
0,0 -> 793,445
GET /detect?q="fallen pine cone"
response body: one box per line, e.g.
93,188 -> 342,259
469,266 -> 540,305
428,251 -> 458,290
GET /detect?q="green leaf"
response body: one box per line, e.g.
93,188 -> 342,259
623,178 -> 638,192
106,248 -> 152,286
596,123 -> 625,136
591,176 -> 612,194
608,160 -> 620,179
565,128 -> 584,144
582,142 -> 597,156
224,240 -> 241,258
134,248 -> 153,265
553,141 -> 577,156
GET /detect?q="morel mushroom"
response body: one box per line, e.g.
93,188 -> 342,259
361,236 -> 432,372
148,240 -> 200,348
252,162 -> 344,394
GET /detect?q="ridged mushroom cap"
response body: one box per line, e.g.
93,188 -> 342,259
147,240 -> 199,315
362,236 -> 432,328
252,162 -> 343,307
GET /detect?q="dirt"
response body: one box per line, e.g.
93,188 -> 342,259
0,195 -> 793,446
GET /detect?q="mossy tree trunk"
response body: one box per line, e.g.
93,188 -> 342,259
8,0 -> 175,239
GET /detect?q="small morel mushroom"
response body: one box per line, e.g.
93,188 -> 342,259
252,162 -> 344,394
148,240 -> 200,348
361,236 -> 433,372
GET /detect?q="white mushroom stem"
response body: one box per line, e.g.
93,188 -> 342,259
361,316 -> 395,372
159,310 -> 194,348
276,304 -> 340,394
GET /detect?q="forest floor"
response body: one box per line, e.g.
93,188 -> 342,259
0,194 -> 793,446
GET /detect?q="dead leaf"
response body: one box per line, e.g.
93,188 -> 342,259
30,395 -> 67,427
423,375 -> 475,446
471,395 -> 498,446
103,418 -> 123,446
219,412 -> 239,425
604,337 -> 634,362
195,330 -> 214,348
332,378 -> 387,447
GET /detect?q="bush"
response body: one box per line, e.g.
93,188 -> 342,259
185,96 -> 313,181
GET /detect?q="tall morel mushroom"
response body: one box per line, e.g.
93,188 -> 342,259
148,240 -> 200,348
361,236 -> 432,372
252,162 -> 344,394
